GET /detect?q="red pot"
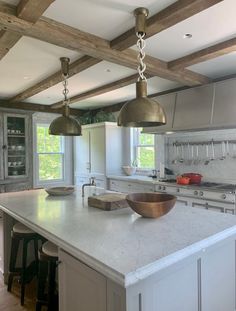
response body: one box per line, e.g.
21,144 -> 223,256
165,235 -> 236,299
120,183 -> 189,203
176,176 -> 190,185
182,173 -> 202,184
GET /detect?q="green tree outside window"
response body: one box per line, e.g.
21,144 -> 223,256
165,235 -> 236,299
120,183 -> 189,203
37,125 -> 64,181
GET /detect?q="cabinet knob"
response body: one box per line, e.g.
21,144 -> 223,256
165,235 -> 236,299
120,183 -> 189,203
176,188 -> 180,193
221,194 -> 226,200
162,186 -> 166,191
2,145 -> 7,150
199,191 -> 204,196
194,191 -> 198,196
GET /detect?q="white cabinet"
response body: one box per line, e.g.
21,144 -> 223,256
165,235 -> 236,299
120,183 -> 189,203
142,93 -> 176,134
59,249 -> 107,311
212,78 -> 236,127
150,260 -> 198,311
126,236 -> 236,311
173,85 -> 214,130
201,239 -> 235,311
74,122 -> 123,188
109,179 -> 154,193
58,236 -> 236,311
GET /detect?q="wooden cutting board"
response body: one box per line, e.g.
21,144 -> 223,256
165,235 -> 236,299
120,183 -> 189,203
88,193 -> 129,211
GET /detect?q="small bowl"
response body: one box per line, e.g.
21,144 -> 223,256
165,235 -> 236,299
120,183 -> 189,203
126,192 -> 176,218
122,166 -> 136,176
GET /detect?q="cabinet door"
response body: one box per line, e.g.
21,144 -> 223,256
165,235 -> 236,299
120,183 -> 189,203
173,85 -> 214,130
143,93 -> 176,133
212,79 -> 236,127
74,129 -> 90,176
201,239 -> 235,311
151,260 -> 198,311
59,249 -> 106,311
3,113 -> 29,179
0,113 -> 3,180
90,126 -> 105,175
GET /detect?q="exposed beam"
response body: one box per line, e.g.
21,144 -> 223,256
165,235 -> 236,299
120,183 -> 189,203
10,56 -> 100,102
0,100 -> 82,115
8,0 -> 219,105
169,37 -> 236,70
51,73 -> 141,108
111,0 -> 223,50
0,7 -> 210,87
0,0 -> 54,60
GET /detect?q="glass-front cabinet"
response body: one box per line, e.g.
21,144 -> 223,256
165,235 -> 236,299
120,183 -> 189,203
3,113 -> 29,179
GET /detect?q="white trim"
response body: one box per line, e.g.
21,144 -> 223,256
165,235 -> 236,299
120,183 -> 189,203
132,128 -> 155,170
32,113 -> 73,188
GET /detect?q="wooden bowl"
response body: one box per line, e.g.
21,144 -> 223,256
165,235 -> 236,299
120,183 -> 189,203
126,193 -> 176,218
45,187 -> 75,196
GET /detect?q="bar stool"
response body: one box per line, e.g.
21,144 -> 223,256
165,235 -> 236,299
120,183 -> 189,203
7,222 -> 40,306
36,241 -> 59,311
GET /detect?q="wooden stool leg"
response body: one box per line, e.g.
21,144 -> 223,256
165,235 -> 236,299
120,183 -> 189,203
20,239 -> 28,306
48,260 -> 57,311
34,238 -> 39,276
36,259 -> 48,311
7,236 -> 20,292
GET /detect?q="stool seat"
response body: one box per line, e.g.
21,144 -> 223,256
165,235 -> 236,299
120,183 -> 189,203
42,241 -> 58,258
13,222 -> 35,234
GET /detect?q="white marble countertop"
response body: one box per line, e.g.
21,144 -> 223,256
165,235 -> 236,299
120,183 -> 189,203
0,188 -> 236,287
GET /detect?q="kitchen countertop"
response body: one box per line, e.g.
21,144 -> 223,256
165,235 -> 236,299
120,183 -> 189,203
0,188 -> 236,287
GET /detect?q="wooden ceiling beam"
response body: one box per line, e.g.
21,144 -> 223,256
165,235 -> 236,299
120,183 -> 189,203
10,56 -> 100,102
51,73 -> 143,108
6,0 -> 220,105
169,37 -> 236,70
111,0 -> 223,50
0,100 -> 82,116
0,7 -> 210,87
50,70 -> 207,108
0,0 -> 54,60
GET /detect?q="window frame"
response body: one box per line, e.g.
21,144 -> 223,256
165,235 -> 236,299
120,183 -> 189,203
132,128 -> 156,171
35,123 -> 65,184
33,114 -> 73,188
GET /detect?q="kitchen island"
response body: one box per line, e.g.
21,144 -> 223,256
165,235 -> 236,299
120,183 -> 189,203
0,188 -> 236,311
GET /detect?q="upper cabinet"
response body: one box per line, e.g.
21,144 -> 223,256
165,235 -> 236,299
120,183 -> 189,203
173,85 -> 214,131
3,113 -> 29,179
0,111 -> 33,192
212,78 -> 236,127
74,122 -> 123,187
143,93 -> 176,133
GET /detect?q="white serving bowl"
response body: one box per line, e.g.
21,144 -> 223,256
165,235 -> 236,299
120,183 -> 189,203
122,166 -> 136,176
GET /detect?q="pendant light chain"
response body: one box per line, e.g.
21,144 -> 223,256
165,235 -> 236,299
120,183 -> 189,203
136,32 -> 147,82
62,73 -> 70,105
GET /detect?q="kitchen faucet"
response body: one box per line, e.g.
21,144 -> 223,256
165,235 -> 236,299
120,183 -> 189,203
82,177 -> 96,197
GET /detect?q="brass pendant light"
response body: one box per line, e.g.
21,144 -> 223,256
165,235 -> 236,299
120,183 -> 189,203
49,57 -> 82,136
117,8 -> 166,128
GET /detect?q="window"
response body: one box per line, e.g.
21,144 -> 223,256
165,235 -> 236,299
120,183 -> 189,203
36,124 -> 64,182
133,128 -> 155,169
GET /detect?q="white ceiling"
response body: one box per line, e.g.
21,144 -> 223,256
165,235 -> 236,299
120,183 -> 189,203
0,0 -> 235,110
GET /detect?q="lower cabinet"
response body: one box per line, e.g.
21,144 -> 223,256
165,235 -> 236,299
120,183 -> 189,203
59,236 -> 236,311
59,249 -> 107,311
109,179 -> 154,193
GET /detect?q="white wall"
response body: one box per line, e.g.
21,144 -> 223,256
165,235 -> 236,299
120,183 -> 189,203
165,129 -> 236,183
